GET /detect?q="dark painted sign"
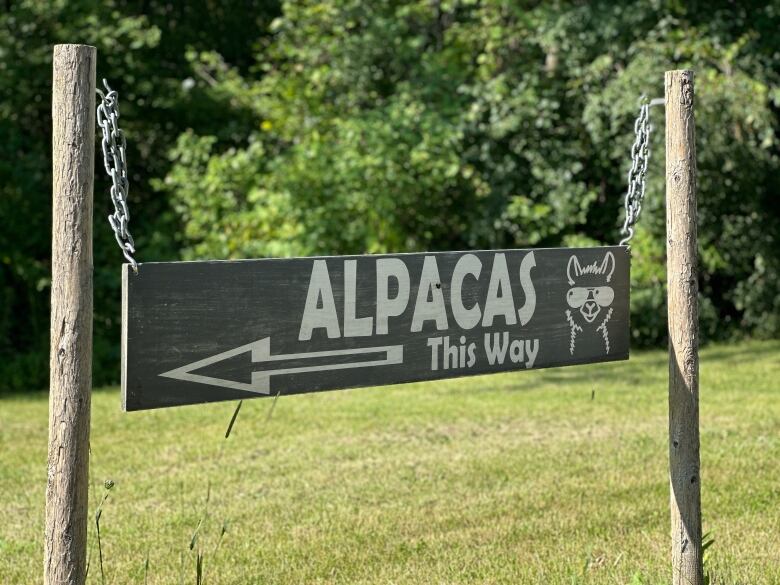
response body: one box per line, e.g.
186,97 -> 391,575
122,246 -> 629,411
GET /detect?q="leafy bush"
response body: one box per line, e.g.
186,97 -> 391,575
2,1 -> 778,391
163,0 -> 780,348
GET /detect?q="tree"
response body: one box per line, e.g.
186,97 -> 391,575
3,1 -> 778,393
163,0 -> 780,346
0,0 -> 280,392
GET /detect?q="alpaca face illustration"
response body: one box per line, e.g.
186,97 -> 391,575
565,252 -> 616,354
566,282 -> 615,323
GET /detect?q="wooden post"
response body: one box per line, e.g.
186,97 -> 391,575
45,44 -> 96,585
665,69 -> 702,585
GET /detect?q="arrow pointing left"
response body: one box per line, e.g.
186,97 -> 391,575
159,338 -> 404,395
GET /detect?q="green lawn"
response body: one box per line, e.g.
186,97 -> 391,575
1,340 -> 779,584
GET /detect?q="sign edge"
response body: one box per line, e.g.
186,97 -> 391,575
121,264 -> 129,412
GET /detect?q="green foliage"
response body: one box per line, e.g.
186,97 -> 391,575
0,0 -> 280,392
1,1 -> 778,391
163,0 -> 780,348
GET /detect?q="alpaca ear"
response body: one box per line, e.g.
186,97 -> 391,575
566,255 -> 581,286
600,252 -> 616,283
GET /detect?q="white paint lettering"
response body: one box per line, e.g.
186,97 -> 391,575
482,254 -> 517,327
376,258 -> 410,335
466,343 -> 477,367
509,339 -> 524,363
450,254 -> 482,330
517,252 -> 537,326
484,331 -> 509,365
343,260 -> 373,337
525,339 -> 539,368
299,260 -> 341,340
411,256 -> 449,332
427,336 -> 443,370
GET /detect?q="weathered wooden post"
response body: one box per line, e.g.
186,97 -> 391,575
45,44 -> 96,585
665,69 -> 703,585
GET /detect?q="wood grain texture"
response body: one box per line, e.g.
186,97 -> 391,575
665,69 -> 703,585
45,44 -> 95,585
122,246 -> 630,411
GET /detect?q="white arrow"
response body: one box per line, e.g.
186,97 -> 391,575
159,338 -> 404,395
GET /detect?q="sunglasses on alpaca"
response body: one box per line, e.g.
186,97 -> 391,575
566,286 -> 615,309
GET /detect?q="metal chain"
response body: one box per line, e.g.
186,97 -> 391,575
619,97 -> 664,246
96,79 -> 138,271
619,100 -> 651,246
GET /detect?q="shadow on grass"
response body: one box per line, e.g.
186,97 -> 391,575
0,382 -> 120,402
531,340 -> 780,391
518,357 -> 666,390
699,339 -> 780,366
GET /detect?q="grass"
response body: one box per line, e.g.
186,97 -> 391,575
1,339 -> 779,584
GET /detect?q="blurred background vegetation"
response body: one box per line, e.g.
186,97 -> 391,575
1,0 -> 778,393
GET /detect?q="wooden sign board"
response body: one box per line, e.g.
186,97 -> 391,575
122,246 -> 629,411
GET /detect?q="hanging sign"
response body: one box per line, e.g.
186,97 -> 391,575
122,246 -> 629,411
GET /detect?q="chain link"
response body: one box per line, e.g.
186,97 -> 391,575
619,97 -> 663,246
97,79 -> 138,272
